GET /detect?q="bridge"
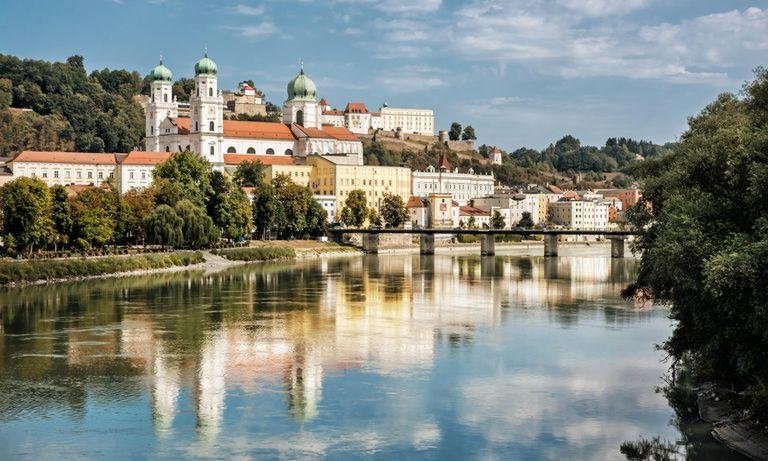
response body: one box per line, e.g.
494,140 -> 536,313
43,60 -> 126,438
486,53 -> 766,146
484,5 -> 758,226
328,228 -> 639,258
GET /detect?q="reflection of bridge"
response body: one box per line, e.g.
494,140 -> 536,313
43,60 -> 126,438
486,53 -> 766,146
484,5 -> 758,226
329,228 -> 640,258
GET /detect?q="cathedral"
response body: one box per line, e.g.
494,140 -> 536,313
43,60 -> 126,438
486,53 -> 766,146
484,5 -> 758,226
144,53 -> 364,167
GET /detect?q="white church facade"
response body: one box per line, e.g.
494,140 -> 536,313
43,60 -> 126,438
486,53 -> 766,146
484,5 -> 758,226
144,54 -> 363,168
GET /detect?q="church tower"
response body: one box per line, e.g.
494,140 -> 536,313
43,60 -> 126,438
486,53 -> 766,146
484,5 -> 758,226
189,51 -> 224,166
145,58 -> 177,152
283,63 -> 321,129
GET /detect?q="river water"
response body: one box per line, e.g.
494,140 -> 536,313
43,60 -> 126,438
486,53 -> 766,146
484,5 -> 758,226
0,254 -> 742,460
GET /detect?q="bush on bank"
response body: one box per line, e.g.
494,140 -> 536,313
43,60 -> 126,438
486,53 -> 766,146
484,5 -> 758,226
212,246 -> 295,261
0,251 -> 204,284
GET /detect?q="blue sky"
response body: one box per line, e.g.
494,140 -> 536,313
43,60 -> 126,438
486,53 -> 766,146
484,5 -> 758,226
1,0 -> 767,151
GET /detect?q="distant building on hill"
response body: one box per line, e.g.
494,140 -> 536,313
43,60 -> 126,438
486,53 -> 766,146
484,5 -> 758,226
320,100 -> 434,136
411,154 -> 495,205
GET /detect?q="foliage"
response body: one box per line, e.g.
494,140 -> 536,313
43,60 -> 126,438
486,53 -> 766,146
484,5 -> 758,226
305,198 -> 329,237
49,185 -> 72,250
0,177 -> 54,254
220,185 -> 253,240
171,78 -> 195,102
144,204 -> 183,248
174,200 -> 218,248
380,193 -> 408,228
233,160 -> 264,187
0,109 -> 75,155
340,189 -> 369,227
226,112 -> 281,123
517,211 -> 534,229
252,183 -> 282,239
619,437 -> 679,461
461,125 -> 477,141
626,68 -> 768,421
491,210 -> 505,229
449,122 -> 462,141
0,78 -> 11,109
69,187 -> 116,249
0,251 -> 203,285
153,150 -> 213,207
212,246 -> 295,262
120,187 -> 156,244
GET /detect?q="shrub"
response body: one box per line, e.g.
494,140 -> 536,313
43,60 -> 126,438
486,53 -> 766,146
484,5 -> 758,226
212,246 -> 295,261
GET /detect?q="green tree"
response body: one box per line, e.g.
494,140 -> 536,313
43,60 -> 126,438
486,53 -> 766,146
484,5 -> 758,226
368,208 -> 382,227
50,185 -> 72,251
467,216 -> 477,229
0,78 -> 11,110
153,150 -> 212,207
233,160 -> 264,187
121,188 -> 156,245
252,183 -> 282,239
517,211 -> 534,229
144,204 -> 183,249
340,189 -> 369,227
174,200 -> 218,248
0,177 -> 54,255
222,186 -> 253,240
461,125 -> 477,141
626,67 -> 768,421
275,181 -> 313,238
448,122 -> 462,141
380,193 -> 408,228
491,210 -> 505,229
306,198 -> 328,237
171,78 -> 195,102
69,187 -> 116,249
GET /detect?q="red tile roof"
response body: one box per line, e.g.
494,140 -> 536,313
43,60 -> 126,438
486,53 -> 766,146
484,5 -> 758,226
459,205 -> 489,217
293,125 -> 334,139
120,150 -> 172,165
407,196 -> 427,208
439,154 -> 451,170
547,184 -> 563,194
344,102 -> 369,114
175,117 -> 295,140
223,154 -> 295,166
319,98 -> 329,106
11,151 -> 117,165
562,190 -> 580,200
321,125 -> 359,141
323,109 -> 344,116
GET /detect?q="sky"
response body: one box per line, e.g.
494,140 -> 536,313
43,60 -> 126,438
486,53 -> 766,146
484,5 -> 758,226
1,0 -> 767,151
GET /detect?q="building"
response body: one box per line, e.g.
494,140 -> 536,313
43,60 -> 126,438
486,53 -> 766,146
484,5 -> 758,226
595,188 -> 641,211
8,151 -> 117,186
411,155 -> 494,205
343,102 -> 371,135
490,146 -> 503,165
427,193 -> 455,229
380,106 -> 434,135
116,150 -> 171,192
315,195 -> 337,222
407,196 -> 429,228
458,205 -> 491,229
307,155 -> 411,219
144,56 -> 363,168
548,199 -> 610,230
222,82 -> 266,117
522,184 -> 562,224
471,193 -> 541,228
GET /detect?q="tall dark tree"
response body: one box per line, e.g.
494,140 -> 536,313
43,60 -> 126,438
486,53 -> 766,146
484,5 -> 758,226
380,193 -> 408,228
233,160 -> 265,187
144,205 -> 183,249
448,122 -> 462,141
50,185 -> 72,251
461,125 -> 477,141
340,189 -> 369,227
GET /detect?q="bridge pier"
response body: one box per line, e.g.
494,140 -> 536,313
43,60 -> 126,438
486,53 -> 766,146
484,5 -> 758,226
544,234 -> 559,257
362,233 -> 380,254
481,234 -> 495,256
420,234 -> 435,255
609,236 -> 626,258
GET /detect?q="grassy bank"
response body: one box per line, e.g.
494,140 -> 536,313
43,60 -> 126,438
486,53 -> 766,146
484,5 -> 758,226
212,246 -> 296,261
0,251 -> 204,285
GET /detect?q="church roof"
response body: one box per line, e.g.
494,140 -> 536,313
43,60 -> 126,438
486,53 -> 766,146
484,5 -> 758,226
120,150 -> 172,165
224,154 -> 295,166
438,153 -> 451,170
321,125 -> 359,141
175,118 -> 295,141
344,102 -> 369,114
11,151 -> 117,165
319,98 -> 329,106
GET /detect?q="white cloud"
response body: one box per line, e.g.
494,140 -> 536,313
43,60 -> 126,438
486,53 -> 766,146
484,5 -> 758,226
556,0 -> 651,17
375,0 -> 441,14
224,22 -> 280,39
232,4 -> 265,15
376,65 -> 448,92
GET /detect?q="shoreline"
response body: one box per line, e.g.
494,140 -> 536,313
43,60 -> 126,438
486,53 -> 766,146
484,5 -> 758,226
697,384 -> 768,460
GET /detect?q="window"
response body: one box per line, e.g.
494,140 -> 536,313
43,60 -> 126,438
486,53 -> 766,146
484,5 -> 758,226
285,149 -> 293,156
208,87 -> 213,97
129,172 -> 134,180
77,171 -> 82,179
163,93 -> 168,102
209,121 -> 215,132
165,146 -> 170,152
141,172 -> 146,180
195,122 -> 199,131
109,172 -> 113,179
151,126 -> 154,135
247,147 -> 256,154
98,172 -> 103,180
296,110 -> 304,126
87,171 -> 93,179
227,147 -> 237,153
55,170 -> 60,178
42,172 -> 48,178
65,171 -> 70,179
266,148 -> 275,155
210,146 -> 215,156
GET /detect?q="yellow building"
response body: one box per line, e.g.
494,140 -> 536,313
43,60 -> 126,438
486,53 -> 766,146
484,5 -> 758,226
263,164 -> 313,187
307,155 -> 411,218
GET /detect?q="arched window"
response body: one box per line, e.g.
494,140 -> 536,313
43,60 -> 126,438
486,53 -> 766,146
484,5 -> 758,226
325,152 -> 330,156
227,147 -> 236,153
296,110 -> 304,126
195,122 -> 199,131
163,93 -> 168,102
247,147 -> 256,154
210,146 -> 215,156
165,146 -> 170,152
208,87 -> 213,97
209,121 -> 215,132
266,148 -> 275,155
285,149 -> 293,156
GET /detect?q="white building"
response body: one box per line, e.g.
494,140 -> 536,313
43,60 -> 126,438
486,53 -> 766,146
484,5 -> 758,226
116,150 -> 171,193
471,193 -> 541,228
411,155 -> 494,205
8,151 -> 117,186
315,195 -> 337,222
380,106 -> 434,135
490,146 -> 503,165
548,199 -> 610,230
144,56 -> 363,168
343,102 -> 371,135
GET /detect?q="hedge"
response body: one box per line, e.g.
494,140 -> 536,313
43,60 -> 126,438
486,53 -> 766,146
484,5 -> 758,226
212,246 -> 295,261
0,251 -> 204,285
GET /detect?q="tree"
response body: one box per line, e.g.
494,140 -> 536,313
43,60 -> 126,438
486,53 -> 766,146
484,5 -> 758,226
144,205 -> 183,249
306,199 -> 328,237
120,188 -> 155,245
221,186 -> 253,240
171,78 -> 195,102
50,185 -> 72,251
252,183 -> 281,239
491,210 -> 505,229
340,189 -> 369,227
0,177 -> 54,255
626,67 -> 768,421
467,216 -> 477,229
69,187 -> 116,249
368,208 -> 382,227
0,78 -> 11,110
153,150 -> 212,207
517,211 -> 534,229
380,193 -> 408,228
174,200 -> 218,248
448,122 -> 462,141
233,160 -> 264,187
461,125 -> 477,141
275,181 -> 312,238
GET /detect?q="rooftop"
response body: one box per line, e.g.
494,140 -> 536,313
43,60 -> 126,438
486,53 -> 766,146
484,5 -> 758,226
11,151 -> 117,165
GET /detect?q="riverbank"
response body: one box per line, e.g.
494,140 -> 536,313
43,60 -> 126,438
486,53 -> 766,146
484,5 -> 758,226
697,384 -> 768,460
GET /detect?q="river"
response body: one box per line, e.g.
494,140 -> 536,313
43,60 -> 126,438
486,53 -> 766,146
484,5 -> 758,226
0,254 -> 742,459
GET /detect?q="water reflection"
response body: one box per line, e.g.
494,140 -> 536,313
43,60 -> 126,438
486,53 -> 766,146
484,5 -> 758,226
0,255 -> 731,459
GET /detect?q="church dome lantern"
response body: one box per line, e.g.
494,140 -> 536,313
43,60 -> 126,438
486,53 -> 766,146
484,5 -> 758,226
194,52 -> 218,76
149,59 -> 173,82
287,66 -> 317,101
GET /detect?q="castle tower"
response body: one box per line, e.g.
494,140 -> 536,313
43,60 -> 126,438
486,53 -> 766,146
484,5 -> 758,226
145,58 -> 177,152
283,63 -> 321,129
491,146 -> 503,165
189,51 -> 225,166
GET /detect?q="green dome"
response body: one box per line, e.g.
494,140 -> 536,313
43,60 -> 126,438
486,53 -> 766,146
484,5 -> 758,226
194,53 -> 218,76
149,59 -> 172,82
287,68 -> 317,101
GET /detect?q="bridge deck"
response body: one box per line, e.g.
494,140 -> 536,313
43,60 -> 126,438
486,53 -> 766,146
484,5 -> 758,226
329,228 -> 638,236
